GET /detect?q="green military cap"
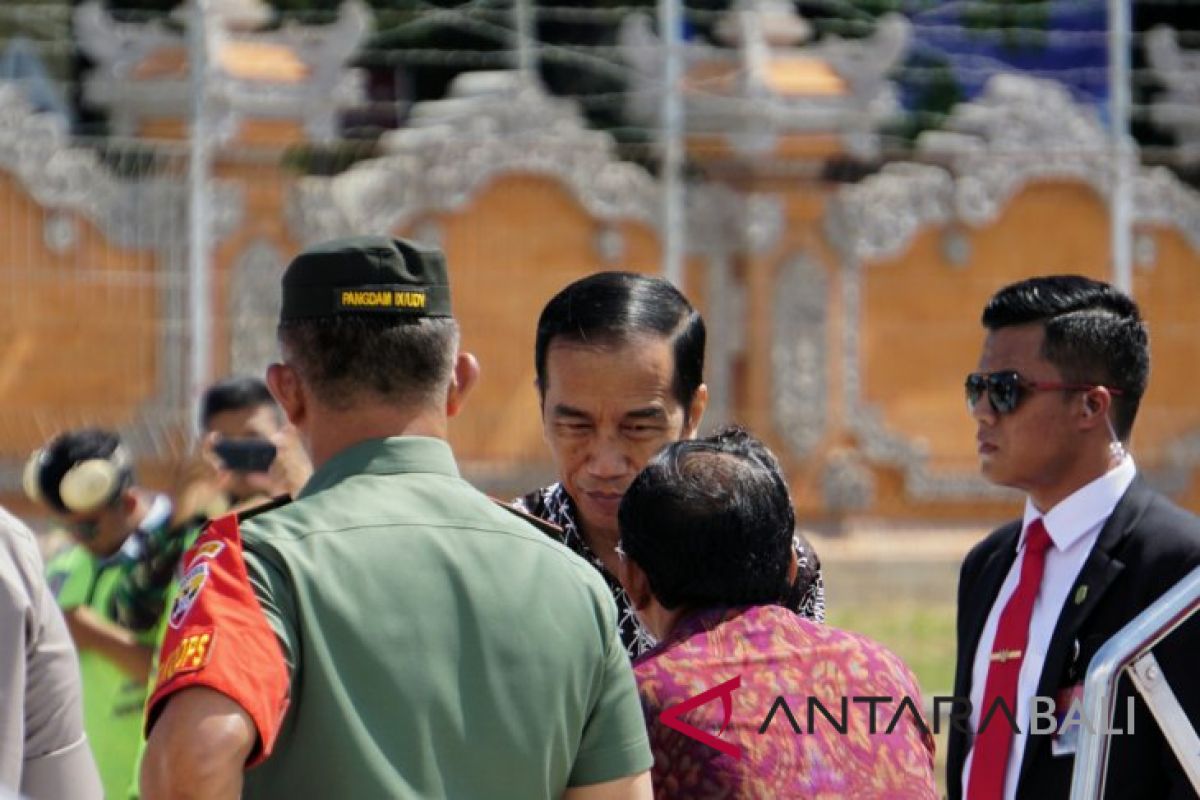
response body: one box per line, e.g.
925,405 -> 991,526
279,236 -> 452,322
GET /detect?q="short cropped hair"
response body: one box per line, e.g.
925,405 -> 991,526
535,272 -> 705,414
35,428 -> 131,514
982,275 -> 1149,439
618,426 -> 794,610
278,316 -> 458,410
199,376 -> 279,432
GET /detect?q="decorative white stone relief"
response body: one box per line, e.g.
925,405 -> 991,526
822,449 -> 875,511
772,255 -> 828,459
1145,26 -> 1200,162
826,75 -> 1200,502
74,0 -> 370,143
229,240 -> 284,378
287,72 -> 660,244
0,81 -> 243,249
619,9 -> 910,159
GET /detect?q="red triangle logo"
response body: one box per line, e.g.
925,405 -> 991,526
658,675 -> 744,760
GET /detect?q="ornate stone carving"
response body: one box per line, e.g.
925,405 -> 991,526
229,240 -> 284,377
593,225 -> 626,265
772,255 -> 828,459
619,8 -> 910,159
43,213 -> 78,254
700,251 -> 742,429
75,0 -> 371,142
687,185 -> 785,256
826,163 -> 953,264
288,72 -> 659,244
0,81 -> 243,248
822,449 -> 875,512
1145,26 -> 1200,162
828,74 -> 1200,503
1132,166 -> 1200,253
828,75 -> 1200,264
839,257 -> 1018,502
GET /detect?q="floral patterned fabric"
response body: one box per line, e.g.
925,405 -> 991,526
516,483 -> 826,660
634,605 -> 938,799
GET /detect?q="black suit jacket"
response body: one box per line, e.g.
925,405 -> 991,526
947,477 -> 1200,800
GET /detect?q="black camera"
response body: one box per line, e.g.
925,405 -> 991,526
212,438 -> 277,473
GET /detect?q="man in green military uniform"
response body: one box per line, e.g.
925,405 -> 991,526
142,236 -> 653,799
24,429 -> 175,800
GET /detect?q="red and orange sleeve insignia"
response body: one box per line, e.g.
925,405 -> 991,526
145,513 -> 291,766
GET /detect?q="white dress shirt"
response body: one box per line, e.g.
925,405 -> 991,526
962,456 -> 1137,800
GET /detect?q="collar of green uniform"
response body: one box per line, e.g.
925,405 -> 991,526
299,436 -> 460,499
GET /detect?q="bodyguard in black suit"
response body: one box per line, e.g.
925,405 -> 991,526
948,276 -> 1200,800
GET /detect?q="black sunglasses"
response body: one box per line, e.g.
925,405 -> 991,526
964,370 -> 1123,415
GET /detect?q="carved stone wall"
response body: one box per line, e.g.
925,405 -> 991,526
826,75 -> 1200,510
74,0 -> 371,142
0,81 -> 244,479
229,239 -> 284,377
288,72 -> 659,245
772,254 -> 828,460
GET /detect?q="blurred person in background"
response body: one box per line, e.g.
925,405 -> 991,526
22,428 -> 173,800
517,271 -> 825,659
1,504 -> 103,800
119,376 -> 311,638
616,427 -> 937,798
949,275 -> 1200,800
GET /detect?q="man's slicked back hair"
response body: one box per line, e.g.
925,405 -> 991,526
618,426 -> 794,610
982,274 -> 1149,439
278,316 -> 459,411
535,272 -> 705,412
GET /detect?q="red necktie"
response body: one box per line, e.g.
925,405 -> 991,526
967,518 -> 1053,800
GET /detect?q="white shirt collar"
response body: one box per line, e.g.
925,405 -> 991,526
1019,456 -> 1137,552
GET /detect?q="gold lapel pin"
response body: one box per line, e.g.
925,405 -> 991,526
1074,585 -> 1088,605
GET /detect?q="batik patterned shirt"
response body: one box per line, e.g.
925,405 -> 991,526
516,483 -> 826,659
634,605 -> 938,799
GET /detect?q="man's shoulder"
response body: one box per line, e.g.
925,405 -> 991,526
961,519 -> 1021,572
1134,486 -> 1200,543
1117,486 -> 1200,574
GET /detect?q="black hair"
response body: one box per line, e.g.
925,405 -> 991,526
534,272 -> 706,413
617,426 -> 794,610
278,316 -> 458,411
36,428 -> 131,514
199,376 -> 279,432
982,275 -> 1149,439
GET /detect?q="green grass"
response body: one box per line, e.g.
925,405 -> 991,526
826,602 -> 958,695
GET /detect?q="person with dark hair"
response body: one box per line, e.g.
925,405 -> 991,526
948,275 -> 1200,800
142,237 -> 653,800
199,376 -> 277,432
1,506 -> 103,800
617,427 -> 936,797
23,428 -> 177,800
175,375 -> 312,518
517,271 -> 825,659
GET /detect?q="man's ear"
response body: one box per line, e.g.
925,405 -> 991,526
617,556 -> 654,613
1079,386 -> 1114,432
266,363 -> 306,429
682,383 -> 709,439
446,352 -> 480,418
